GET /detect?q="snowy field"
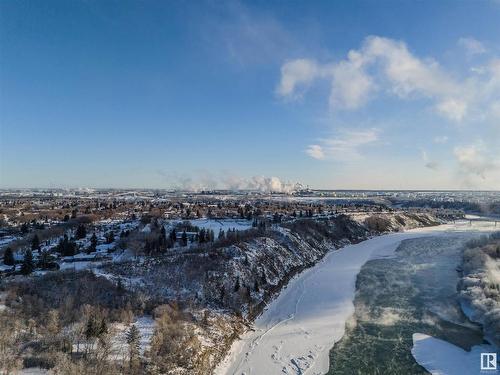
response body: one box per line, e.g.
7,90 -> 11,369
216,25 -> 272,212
189,218 -> 253,233
110,315 -> 155,360
215,220 -> 498,375
0,235 -> 17,247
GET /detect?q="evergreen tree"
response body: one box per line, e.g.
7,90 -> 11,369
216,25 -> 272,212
99,318 -> 108,336
57,234 -> 77,256
144,241 -> 151,255
20,222 -> 29,234
56,235 -> 66,254
169,229 -> 177,242
75,224 -> 87,239
198,228 -> 206,243
3,247 -> 14,266
89,232 -> 98,253
39,250 -> 52,269
218,229 -> 225,240
85,315 -> 99,340
106,231 -> 115,244
155,225 -> 166,251
181,230 -> 188,246
117,277 -> 125,294
31,234 -> 40,251
126,324 -> 141,366
20,249 -> 34,275
234,277 -> 240,292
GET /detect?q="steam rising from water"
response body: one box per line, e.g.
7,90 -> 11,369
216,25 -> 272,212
157,170 -> 303,193
223,175 -> 302,193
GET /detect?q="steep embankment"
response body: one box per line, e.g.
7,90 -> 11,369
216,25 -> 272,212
104,212 -> 442,315
459,233 -> 500,346
100,211 -> 445,374
215,213 -> 451,375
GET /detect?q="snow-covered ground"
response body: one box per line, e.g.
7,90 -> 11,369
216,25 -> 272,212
0,235 -> 17,247
59,260 -> 103,271
110,315 -> 155,360
215,219 -> 497,375
0,292 -> 7,312
188,218 -> 252,233
411,333 -> 497,375
19,368 -> 47,374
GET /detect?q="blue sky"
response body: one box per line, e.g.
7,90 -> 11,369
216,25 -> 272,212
1,0 -> 500,190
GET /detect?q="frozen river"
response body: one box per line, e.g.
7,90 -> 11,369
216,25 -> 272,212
215,219 -> 497,375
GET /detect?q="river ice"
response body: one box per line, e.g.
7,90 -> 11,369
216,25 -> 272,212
412,333 -> 497,375
215,220 -> 497,375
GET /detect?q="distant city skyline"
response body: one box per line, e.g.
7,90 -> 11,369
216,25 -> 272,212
2,1 -> 500,190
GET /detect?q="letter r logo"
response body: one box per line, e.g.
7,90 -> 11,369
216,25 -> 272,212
481,353 -> 497,371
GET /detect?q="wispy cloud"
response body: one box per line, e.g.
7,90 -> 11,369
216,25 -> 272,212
435,98 -> 467,122
202,2 -> 298,67
277,35 -> 500,123
306,128 -> 379,161
305,144 -> 325,160
458,37 -> 487,56
421,150 -> 439,171
276,59 -> 321,98
433,135 -> 449,144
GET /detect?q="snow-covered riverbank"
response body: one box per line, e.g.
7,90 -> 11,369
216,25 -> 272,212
215,220 -> 497,375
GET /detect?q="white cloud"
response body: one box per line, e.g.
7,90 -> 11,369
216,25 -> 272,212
458,37 -> 487,56
277,35 -> 500,123
277,36 -> 500,188
306,144 -> 325,160
276,59 -> 320,98
329,51 -> 374,109
421,150 -> 439,170
306,128 -> 379,161
433,136 -> 449,144
362,36 -> 458,99
435,98 -> 468,122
